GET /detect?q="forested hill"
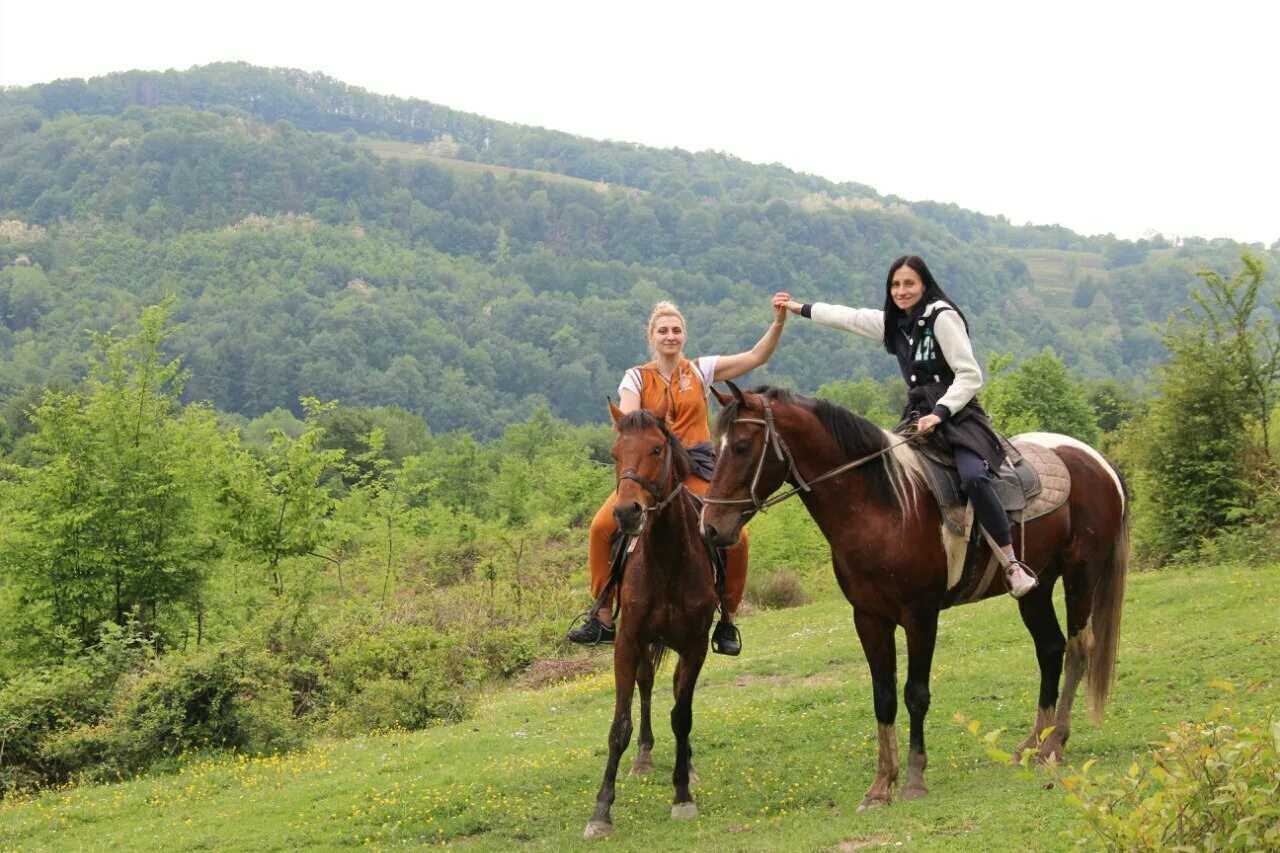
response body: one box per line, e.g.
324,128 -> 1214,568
0,63 -> 1274,436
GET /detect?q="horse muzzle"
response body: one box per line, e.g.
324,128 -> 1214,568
613,501 -> 648,536
699,509 -> 743,549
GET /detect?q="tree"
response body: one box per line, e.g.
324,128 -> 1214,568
982,349 -> 1100,444
815,377 -> 899,428
0,299 -> 230,657
1122,252 -> 1278,561
1191,253 -> 1280,460
226,398 -> 345,596
344,427 -> 429,604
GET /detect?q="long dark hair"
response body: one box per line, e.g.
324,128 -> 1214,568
880,255 -> 968,354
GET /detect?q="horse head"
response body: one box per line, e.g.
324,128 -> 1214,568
701,381 -> 797,547
608,396 -> 685,536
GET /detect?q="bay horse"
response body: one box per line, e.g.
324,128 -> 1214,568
584,399 -> 720,838
700,383 -> 1128,810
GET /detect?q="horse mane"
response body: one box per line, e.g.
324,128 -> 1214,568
616,409 -> 695,483
716,385 -> 923,511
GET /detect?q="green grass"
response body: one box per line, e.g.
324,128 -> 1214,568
1005,248 -> 1110,310
344,135 -> 618,193
3,563 -> 1277,851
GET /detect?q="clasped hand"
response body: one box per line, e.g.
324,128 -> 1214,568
915,414 -> 942,434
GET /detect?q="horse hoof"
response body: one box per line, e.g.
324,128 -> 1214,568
583,820 -> 613,838
671,801 -> 699,819
688,768 -> 701,786
1036,749 -> 1062,767
856,796 -> 890,813
901,784 -> 928,801
630,757 -> 653,776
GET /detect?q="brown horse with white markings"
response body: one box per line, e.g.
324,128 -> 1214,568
584,399 -> 719,838
700,383 -> 1128,810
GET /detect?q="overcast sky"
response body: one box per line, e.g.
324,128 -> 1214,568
2,1 -> 1275,244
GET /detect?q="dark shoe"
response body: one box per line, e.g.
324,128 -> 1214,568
567,615 -> 615,645
1005,559 -> 1039,599
711,619 -> 741,656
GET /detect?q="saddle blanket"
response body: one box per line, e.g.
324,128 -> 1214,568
927,438 -> 1072,594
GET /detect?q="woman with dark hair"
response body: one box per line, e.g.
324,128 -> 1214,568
774,254 -> 1038,597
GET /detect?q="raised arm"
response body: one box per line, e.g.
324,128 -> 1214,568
711,301 -> 788,382
773,291 -> 883,341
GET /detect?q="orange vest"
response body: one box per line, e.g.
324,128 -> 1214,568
627,358 -> 712,447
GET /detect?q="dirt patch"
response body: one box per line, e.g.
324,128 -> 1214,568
519,656 -> 604,688
832,835 -> 895,851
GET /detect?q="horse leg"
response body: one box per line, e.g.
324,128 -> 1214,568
629,650 -> 656,775
669,644 -> 708,818
1013,583 -> 1066,765
1036,566 -> 1095,763
853,610 -> 899,812
584,639 -> 640,838
901,606 -> 939,801
670,659 -> 700,785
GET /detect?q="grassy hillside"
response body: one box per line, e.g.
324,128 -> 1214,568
1007,247 -> 1111,308
346,135 -> 618,193
3,562 -> 1276,851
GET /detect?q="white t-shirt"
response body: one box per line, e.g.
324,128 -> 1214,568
618,356 -> 719,398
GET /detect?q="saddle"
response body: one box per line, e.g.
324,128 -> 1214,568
914,436 -> 1065,536
911,436 -> 1072,601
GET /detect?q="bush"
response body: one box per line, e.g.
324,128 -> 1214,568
956,689 -> 1280,850
42,645 -> 304,782
746,570 -> 810,610
325,672 -> 466,738
0,621 -> 149,791
1059,697 -> 1279,850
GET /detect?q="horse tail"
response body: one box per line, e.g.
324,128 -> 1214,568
1087,467 -> 1130,723
647,642 -> 668,676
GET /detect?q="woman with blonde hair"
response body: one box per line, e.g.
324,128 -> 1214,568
568,298 -> 787,654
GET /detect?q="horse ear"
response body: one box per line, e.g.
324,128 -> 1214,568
709,384 -> 732,407
725,379 -> 747,405
607,397 -> 625,426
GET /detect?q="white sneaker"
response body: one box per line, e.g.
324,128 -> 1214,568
1005,560 -> 1039,599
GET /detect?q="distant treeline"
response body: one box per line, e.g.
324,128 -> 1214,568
0,63 -> 1275,438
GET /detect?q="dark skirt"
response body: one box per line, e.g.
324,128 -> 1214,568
901,383 -> 1006,471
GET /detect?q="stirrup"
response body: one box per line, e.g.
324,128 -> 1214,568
567,613 -> 615,646
711,620 -> 742,656
1004,559 -> 1039,599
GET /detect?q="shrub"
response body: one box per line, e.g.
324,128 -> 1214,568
475,628 -> 536,678
1058,699 -> 1279,850
325,671 -> 466,738
959,690 -> 1280,851
42,645 -> 305,782
746,570 -> 810,610
0,621 -> 149,791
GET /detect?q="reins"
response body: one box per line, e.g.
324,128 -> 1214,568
701,396 -> 919,514
585,422 -> 728,630
616,430 -> 687,518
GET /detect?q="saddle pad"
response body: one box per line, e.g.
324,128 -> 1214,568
940,439 -> 1071,591
920,442 -> 1045,537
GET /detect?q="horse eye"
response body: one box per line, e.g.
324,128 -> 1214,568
733,440 -> 749,455
652,444 -> 663,456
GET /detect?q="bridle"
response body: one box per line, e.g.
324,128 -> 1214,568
701,395 -> 917,515
616,429 -> 688,520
